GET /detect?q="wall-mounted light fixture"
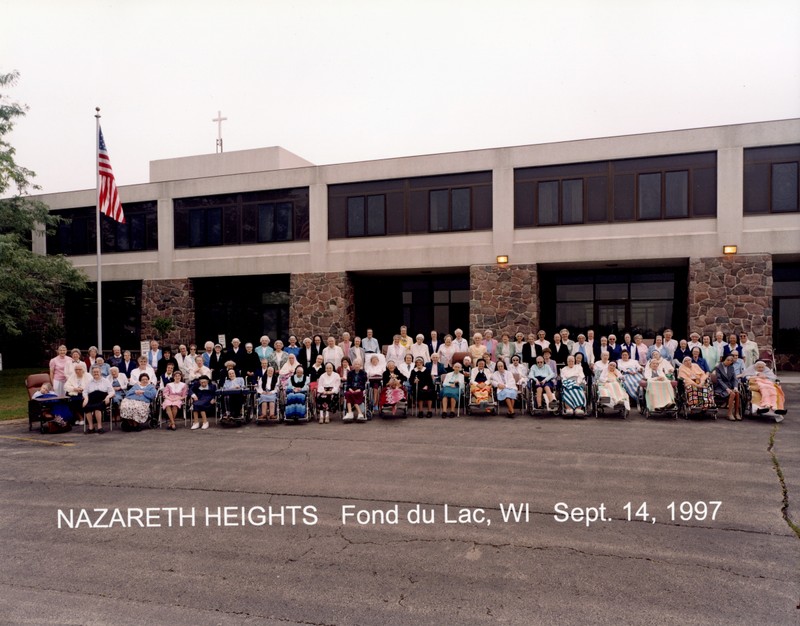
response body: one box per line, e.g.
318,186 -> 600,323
722,245 -> 738,255
496,255 -> 509,265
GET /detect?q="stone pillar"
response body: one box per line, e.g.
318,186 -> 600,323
469,264 -> 539,338
290,272 -> 355,339
687,254 -> 772,349
141,278 -> 196,347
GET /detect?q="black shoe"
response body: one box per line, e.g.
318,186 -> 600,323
426,412 -> 432,418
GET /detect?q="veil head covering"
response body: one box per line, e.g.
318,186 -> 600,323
742,361 -> 777,380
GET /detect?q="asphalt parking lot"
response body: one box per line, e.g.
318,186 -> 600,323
1,385 -> 798,626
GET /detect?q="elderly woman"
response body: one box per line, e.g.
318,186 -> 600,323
317,362 -> 341,423
722,334 -> 742,360
550,333 -> 570,368
49,344 -> 71,397
256,365 -> 279,421
534,330 -> 550,355
107,366 -> 128,407
469,358 -> 493,409
344,359 -> 369,422
280,353 -> 300,387
410,334 -> 431,364
508,354 -> 528,385
742,361 -> 786,417
65,362 -> 92,424
386,335 -> 407,365
130,356 -> 156,386
188,354 -> 211,383
284,366 -> 309,422
409,357 -> 435,417
161,370 -> 188,430
467,333 -> 485,363
190,375 -> 216,430
349,336 -> 366,368
593,351 -> 611,381
512,332 -> 526,360
440,362 -> 465,418
648,335 -> 669,360
271,340 -> 290,371
597,361 -> 629,411
221,368 -> 247,420
700,335 -> 719,371
492,359 -> 517,416
285,335 -> 301,358
714,354 -> 741,420
83,346 -> 99,370
364,353 -> 385,406
672,340 -> 691,368
209,343 -> 226,378
617,350 -> 644,401
82,365 -> 115,433
482,329 -> 498,362
255,335 -> 274,362
690,346 -> 710,373
495,333 -> 514,365
398,352 -> 415,382
678,357 -> 715,410
120,373 -> 157,429
437,334 -> 456,369
382,361 -> 407,414
644,358 -> 677,411
528,355 -> 557,410
631,334 -> 649,366
560,355 -> 587,416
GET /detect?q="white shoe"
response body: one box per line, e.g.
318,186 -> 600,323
356,413 -> 368,422
76,420 -> 85,426
343,412 -> 354,422
575,408 -> 585,415
201,422 -> 209,430
191,422 -> 200,430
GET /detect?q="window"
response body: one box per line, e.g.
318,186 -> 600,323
541,269 -> 686,339
515,152 -> 716,227
258,202 -> 293,242
744,145 -> 800,214
346,195 -> 386,237
774,263 -> 800,361
430,188 -> 471,232
328,172 -> 491,238
48,201 -> 158,256
174,188 -> 309,248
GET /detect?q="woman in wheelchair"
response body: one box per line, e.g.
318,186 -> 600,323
220,367 -> 247,421
344,359 -> 369,422
284,365 -> 310,422
82,365 -> 115,433
560,355 -> 587,416
190,375 -> 216,430
256,365 -> 279,421
678,357 -> 715,410
742,361 -> 787,417
596,361 -> 629,411
528,355 -> 557,410
644,356 -> 676,411
469,358 -> 493,411
491,359 -> 517,416
120,373 -> 157,430
316,362 -> 341,423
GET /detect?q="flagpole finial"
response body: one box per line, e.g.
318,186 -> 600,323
95,107 -> 101,119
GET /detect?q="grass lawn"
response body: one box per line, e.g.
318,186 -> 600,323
0,368 -> 45,421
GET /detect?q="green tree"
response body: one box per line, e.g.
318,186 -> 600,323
0,70 -> 86,343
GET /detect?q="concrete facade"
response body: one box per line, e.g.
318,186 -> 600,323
33,119 -> 800,362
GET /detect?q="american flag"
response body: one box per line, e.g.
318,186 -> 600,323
98,127 -> 125,223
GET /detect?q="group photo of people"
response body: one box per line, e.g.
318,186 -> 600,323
35,322 -> 788,435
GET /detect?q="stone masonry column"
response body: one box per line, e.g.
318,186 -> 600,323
469,264 -> 539,338
141,278 -> 196,347
290,272 -> 355,340
687,254 -> 772,350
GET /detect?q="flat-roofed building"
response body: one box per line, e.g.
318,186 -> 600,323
35,119 -> 800,369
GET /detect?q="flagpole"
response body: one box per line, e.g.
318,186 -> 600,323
95,107 -> 103,354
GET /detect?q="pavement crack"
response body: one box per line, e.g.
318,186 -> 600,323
767,423 -> 800,539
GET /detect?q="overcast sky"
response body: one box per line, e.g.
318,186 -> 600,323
3,0 -> 799,194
